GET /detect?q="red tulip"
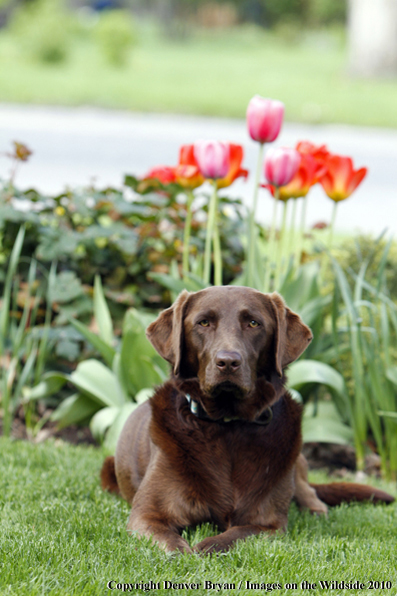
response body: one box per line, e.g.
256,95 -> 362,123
296,141 -> 329,165
320,155 -> 368,202
141,166 -> 176,185
216,144 -> 248,189
178,145 -> 205,189
263,147 -> 301,188
247,96 -> 284,144
194,140 -> 230,180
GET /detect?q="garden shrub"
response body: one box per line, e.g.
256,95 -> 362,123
9,0 -> 73,63
94,9 -> 136,66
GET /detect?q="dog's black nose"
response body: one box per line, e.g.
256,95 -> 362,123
216,351 -> 242,373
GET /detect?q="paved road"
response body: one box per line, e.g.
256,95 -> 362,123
1,104 -> 396,234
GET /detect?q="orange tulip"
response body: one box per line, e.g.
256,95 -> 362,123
320,155 -> 368,202
178,145 -> 205,188
179,143 -> 248,189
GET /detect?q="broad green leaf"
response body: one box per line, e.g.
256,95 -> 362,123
288,359 -> 349,421
288,359 -> 347,400
23,372 -> 68,402
51,393 -> 100,428
120,309 -> 166,395
135,388 -> 154,404
69,318 -> 116,368
90,406 -> 119,442
94,275 -> 114,346
303,401 -> 353,445
104,402 -> 139,454
70,359 -> 126,407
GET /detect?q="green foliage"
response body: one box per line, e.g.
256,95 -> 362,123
308,0 -> 347,25
330,239 -> 397,480
94,9 -> 136,66
0,180 -> 244,312
25,276 -> 166,452
0,227 -> 54,437
9,0 -> 73,63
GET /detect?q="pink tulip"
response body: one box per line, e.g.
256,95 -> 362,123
263,147 -> 301,188
193,140 -> 230,180
246,96 -> 285,144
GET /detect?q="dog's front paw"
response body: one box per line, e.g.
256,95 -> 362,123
193,536 -> 227,555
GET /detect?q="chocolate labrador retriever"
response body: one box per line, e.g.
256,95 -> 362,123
101,286 -> 394,553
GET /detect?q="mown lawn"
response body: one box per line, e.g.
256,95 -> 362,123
1,24 -> 397,128
1,437 -> 396,596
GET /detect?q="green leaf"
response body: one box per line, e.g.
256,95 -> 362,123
135,388 -> 154,404
94,275 -> 114,346
288,359 -> 349,421
104,402 -> 139,454
303,401 -> 354,445
120,309 -> 167,395
69,359 -> 126,407
69,318 -> 116,368
23,372 -> 68,402
90,406 -> 119,442
386,366 -> 397,387
51,393 -> 100,428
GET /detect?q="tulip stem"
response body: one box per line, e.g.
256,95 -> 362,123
328,201 -> 338,250
213,198 -> 223,286
296,195 -> 308,268
203,182 -> 218,285
289,198 -> 298,266
263,188 -> 279,293
182,190 -> 194,279
247,142 -> 264,288
275,199 -> 288,291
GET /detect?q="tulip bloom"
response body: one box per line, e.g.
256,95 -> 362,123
178,145 -> 205,189
264,146 -> 328,201
320,155 -> 368,202
194,140 -> 230,180
182,142 -> 247,188
141,166 -> 176,185
296,141 -> 329,164
247,96 -> 284,144
263,147 -> 301,188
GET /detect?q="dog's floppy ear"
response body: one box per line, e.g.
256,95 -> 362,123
146,290 -> 191,376
268,292 -> 313,377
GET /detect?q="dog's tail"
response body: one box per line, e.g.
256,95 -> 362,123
100,456 -> 120,495
310,482 -> 394,506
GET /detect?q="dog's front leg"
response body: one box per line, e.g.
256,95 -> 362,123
193,524 -> 282,554
127,511 -> 192,553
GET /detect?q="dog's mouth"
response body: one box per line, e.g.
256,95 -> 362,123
210,381 -> 244,398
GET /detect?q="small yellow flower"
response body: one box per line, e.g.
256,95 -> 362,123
54,206 -> 65,216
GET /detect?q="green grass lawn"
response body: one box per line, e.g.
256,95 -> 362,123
1,24 -> 397,127
1,437 -> 396,596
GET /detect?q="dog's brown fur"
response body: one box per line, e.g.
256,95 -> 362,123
101,286 -> 394,553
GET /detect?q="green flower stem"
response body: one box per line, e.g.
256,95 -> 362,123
288,198 -> 298,264
182,190 -> 194,278
263,188 -> 279,293
328,200 -> 338,250
213,202 -> 223,286
296,195 -> 308,267
203,182 -> 218,285
247,142 -> 264,287
275,199 -> 289,291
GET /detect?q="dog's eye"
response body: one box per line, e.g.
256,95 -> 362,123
198,319 -> 210,327
249,320 -> 260,328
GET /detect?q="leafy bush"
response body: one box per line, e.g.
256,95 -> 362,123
26,277 -> 167,452
94,9 -> 136,66
9,0 -> 73,63
0,179 -> 245,312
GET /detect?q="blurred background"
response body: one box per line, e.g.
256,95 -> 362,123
0,0 -> 397,232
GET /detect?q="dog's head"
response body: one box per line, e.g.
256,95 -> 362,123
146,286 -> 312,420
